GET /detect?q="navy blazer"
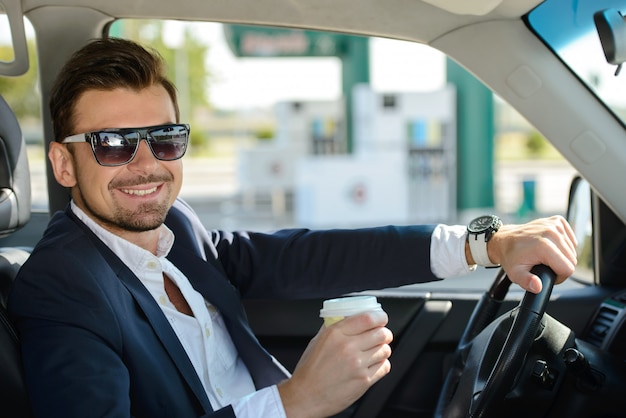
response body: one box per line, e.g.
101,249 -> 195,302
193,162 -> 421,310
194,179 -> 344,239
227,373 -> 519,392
8,199 -> 437,418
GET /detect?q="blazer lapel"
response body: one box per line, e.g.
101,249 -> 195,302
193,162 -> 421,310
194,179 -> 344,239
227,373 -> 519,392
65,209 -> 213,413
165,201 -> 290,388
167,243 -> 290,389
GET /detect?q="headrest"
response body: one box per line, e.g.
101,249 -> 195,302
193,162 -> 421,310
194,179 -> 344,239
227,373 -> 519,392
0,96 -> 31,237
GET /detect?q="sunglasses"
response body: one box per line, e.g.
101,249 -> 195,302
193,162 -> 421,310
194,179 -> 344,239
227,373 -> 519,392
61,123 -> 190,167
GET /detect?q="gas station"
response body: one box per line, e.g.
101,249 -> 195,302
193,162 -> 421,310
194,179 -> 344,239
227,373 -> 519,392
224,25 -> 496,226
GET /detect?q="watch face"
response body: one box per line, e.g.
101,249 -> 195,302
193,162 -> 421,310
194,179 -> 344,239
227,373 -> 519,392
468,215 -> 497,233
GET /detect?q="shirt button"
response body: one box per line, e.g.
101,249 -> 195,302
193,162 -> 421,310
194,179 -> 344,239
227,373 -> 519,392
147,261 -> 158,270
205,326 -> 211,337
216,387 -> 223,397
158,295 -> 168,305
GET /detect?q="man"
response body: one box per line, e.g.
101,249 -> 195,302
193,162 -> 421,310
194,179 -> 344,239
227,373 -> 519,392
8,38 -> 577,418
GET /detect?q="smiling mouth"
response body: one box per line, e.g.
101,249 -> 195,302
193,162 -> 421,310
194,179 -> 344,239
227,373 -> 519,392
120,186 -> 158,196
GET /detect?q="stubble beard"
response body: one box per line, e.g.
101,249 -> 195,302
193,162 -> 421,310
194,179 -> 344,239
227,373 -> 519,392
109,200 -> 170,232
77,175 -> 174,233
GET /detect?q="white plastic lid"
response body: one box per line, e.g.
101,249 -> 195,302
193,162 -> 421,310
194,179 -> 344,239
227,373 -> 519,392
319,295 -> 381,318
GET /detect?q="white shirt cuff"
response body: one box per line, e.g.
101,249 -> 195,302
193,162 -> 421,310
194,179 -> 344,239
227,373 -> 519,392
430,224 -> 476,278
231,385 -> 287,418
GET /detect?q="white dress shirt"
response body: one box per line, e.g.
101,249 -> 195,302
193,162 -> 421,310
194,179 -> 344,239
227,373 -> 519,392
71,201 -> 471,417
71,203 -> 287,417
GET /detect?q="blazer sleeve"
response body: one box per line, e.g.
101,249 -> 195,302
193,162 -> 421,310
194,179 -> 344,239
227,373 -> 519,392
170,198 -> 439,300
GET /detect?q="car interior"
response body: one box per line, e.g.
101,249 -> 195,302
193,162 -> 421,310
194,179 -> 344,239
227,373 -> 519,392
3,0 -> 626,417
0,93 -> 34,416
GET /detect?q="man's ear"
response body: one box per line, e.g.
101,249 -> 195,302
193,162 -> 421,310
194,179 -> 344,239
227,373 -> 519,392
48,142 -> 77,187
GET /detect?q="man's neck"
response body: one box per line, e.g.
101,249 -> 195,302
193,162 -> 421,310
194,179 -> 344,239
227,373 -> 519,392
70,200 -> 165,255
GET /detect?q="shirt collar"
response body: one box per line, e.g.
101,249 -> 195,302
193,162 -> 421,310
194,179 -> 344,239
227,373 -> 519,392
70,201 -> 175,269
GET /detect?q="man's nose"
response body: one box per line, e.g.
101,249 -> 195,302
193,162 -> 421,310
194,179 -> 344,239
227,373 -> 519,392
128,139 -> 158,169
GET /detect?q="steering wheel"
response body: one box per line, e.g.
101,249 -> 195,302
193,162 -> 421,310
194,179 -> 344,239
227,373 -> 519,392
434,264 -> 556,418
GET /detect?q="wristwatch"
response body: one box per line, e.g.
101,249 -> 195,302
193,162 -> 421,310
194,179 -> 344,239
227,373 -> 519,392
467,215 -> 502,267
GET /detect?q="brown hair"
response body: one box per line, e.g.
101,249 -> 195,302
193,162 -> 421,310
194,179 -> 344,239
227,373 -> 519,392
49,37 -> 179,141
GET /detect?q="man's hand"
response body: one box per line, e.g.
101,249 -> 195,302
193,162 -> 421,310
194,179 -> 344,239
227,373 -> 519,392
277,311 -> 393,418
487,215 -> 578,293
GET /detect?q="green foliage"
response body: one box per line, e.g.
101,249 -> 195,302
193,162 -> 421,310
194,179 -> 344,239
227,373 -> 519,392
190,129 -> 208,149
110,20 -> 213,150
526,130 -> 547,156
255,126 -> 275,141
111,20 -> 211,113
1,20 -> 213,137
0,41 -> 40,120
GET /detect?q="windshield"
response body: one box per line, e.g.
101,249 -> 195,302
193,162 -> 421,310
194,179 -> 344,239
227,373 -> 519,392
528,0 -> 626,122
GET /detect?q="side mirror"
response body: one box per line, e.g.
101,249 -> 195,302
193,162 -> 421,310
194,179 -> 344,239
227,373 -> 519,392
594,8 -> 626,75
566,176 -> 594,283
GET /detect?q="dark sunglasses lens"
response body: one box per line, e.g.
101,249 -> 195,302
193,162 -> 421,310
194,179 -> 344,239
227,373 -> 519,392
148,125 -> 189,161
93,132 -> 138,166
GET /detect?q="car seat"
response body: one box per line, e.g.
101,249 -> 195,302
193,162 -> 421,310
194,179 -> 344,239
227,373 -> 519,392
0,94 -> 34,417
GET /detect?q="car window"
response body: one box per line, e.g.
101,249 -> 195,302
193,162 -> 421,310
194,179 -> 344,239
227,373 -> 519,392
528,0 -> 626,126
110,19 -> 575,235
0,9 -> 587,299
0,16 -> 580,289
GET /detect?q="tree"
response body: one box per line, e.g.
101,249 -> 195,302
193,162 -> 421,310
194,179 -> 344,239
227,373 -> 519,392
1,20 -> 213,148
110,20 -> 212,149
0,40 -> 40,122
526,130 -> 547,158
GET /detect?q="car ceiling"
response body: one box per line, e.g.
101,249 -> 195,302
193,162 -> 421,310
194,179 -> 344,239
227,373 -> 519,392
18,0 -> 543,44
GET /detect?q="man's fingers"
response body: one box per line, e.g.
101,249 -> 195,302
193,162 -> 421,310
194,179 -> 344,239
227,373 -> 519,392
510,271 -> 542,294
362,341 -> 392,368
367,359 -> 392,384
336,311 -> 389,336
555,215 -> 578,254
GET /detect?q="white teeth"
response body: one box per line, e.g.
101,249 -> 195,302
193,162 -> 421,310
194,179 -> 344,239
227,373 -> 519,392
121,187 -> 158,196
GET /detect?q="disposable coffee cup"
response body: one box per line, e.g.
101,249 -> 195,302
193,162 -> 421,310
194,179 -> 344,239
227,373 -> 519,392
319,295 -> 383,326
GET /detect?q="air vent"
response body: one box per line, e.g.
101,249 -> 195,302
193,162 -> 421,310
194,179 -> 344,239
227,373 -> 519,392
586,305 -> 621,348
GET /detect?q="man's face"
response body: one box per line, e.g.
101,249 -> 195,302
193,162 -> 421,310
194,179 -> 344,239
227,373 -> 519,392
50,85 -> 183,239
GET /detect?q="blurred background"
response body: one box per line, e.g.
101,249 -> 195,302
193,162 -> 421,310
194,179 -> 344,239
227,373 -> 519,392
0,19 -> 577,233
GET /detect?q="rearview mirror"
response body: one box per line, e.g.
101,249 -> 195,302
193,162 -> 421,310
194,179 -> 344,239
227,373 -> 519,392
594,8 -> 626,75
